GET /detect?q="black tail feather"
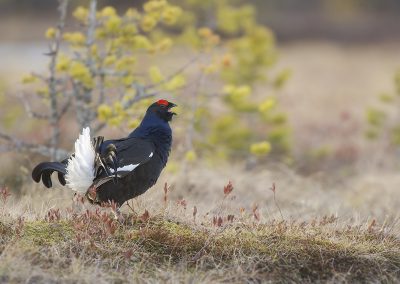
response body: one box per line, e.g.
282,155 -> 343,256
32,162 -> 67,188
58,172 -> 66,186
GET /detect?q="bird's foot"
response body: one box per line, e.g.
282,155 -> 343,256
113,208 -> 125,223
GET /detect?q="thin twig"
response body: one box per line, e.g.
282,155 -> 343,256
0,145 -> 13,152
47,0 -> 69,160
98,72 -> 106,105
145,54 -> 203,90
0,131 -> 68,159
126,201 -> 136,214
58,97 -> 72,121
17,93 -> 50,120
270,183 -> 284,220
82,0 -> 98,128
86,0 -> 97,50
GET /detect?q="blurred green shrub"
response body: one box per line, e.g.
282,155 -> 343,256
171,0 -> 291,161
365,70 -> 400,147
20,0 -> 291,163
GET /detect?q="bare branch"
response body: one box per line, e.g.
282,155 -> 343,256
57,97 -> 72,121
95,69 -> 144,77
86,0 -> 97,48
0,132 -> 12,142
31,72 -> 49,82
145,54 -> 203,90
98,73 -> 106,105
72,0 -> 97,130
0,131 -> 69,160
17,93 -> 50,120
0,145 -> 14,152
17,94 -> 50,120
47,0 -> 69,160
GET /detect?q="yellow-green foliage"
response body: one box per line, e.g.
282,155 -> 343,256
250,141 -> 271,156
366,108 -> 386,127
365,70 -> 400,146
395,70 -> 400,95
184,150 -> 197,162
208,115 -> 252,156
23,0 -> 291,162
1,106 -> 23,130
23,0 -> 186,132
0,82 -> 23,130
167,0 -> 291,160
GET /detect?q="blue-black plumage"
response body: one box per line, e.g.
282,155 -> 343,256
32,99 -> 177,207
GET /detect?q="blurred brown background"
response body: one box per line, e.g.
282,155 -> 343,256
1,0 -> 400,42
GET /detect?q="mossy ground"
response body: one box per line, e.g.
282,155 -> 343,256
0,212 -> 399,283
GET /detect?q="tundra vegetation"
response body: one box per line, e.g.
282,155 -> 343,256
0,0 -> 399,283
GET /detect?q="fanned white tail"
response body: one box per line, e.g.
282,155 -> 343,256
65,127 -> 95,193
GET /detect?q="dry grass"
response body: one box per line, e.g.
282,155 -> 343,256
1,41 -> 400,282
1,200 -> 399,283
1,169 -> 400,283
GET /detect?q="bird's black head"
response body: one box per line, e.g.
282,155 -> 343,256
148,99 -> 177,122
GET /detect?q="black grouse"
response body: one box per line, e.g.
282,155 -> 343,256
32,99 -> 176,207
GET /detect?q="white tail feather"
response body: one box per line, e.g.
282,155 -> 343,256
65,127 -> 95,193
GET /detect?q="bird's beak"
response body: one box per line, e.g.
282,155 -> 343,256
168,102 -> 177,115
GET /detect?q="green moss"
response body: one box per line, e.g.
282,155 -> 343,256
22,221 -> 74,245
131,220 -> 208,258
2,217 -> 398,282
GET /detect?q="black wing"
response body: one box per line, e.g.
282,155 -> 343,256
100,137 -> 155,177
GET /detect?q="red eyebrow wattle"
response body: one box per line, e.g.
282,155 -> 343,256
157,99 -> 169,106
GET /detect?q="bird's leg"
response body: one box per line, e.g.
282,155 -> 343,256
86,185 -> 99,204
94,143 -> 118,178
92,136 -> 104,152
92,136 -> 112,177
113,207 -> 125,223
94,153 -> 112,177
103,144 -> 118,182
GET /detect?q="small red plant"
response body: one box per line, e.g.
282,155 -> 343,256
270,182 -> 276,194
223,181 -> 234,196
177,199 -> 187,210
252,203 -> 260,221
213,216 -> 223,227
124,249 -> 134,260
163,182 -> 169,205
45,208 -> 61,222
193,206 -> 197,223
0,186 -> 11,204
140,210 -> 150,222
0,186 -> 11,216
270,182 -> 284,220
15,216 -> 25,235
368,219 -> 377,232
